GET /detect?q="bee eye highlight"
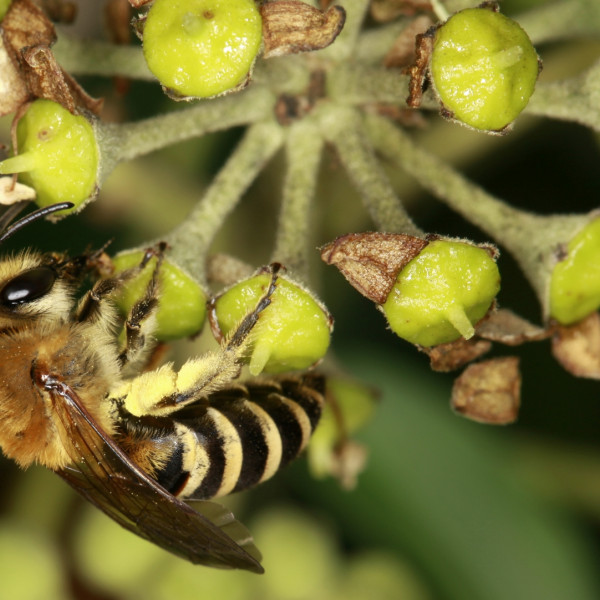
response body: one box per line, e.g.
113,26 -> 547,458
0,267 -> 56,306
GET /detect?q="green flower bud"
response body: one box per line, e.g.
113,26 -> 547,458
212,270 -> 332,375
142,0 -> 263,99
430,7 -> 539,132
308,377 -> 375,484
549,218 -> 600,325
0,99 -> 98,211
381,240 -> 500,347
112,251 -> 207,341
0,0 -> 11,20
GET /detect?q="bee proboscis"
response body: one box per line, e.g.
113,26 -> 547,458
0,203 -> 326,573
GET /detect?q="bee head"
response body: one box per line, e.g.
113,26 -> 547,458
0,202 -> 75,325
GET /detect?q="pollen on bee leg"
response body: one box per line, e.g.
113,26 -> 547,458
176,352 -> 241,398
120,364 -> 178,417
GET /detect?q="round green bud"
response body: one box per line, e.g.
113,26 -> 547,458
308,377 -> 376,481
0,0 -> 12,20
549,218 -> 600,325
213,272 -> 332,375
112,251 -> 207,341
382,240 -> 500,347
430,7 -> 539,132
0,100 -> 98,210
142,0 -> 262,99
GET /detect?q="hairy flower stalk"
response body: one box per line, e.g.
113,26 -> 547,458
96,86 -> 276,184
320,105 -> 422,236
364,111 -> 588,317
271,120 -> 324,279
160,120 -> 284,286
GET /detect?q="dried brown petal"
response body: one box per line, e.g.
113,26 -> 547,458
261,1 -> 346,59
476,309 -> 552,346
106,0 -> 133,44
38,0 -> 77,23
424,337 -> 492,372
329,440 -> 368,491
321,232 -> 428,304
371,0 -> 432,22
406,28 -> 434,109
274,70 -> 326,125
2,0 -> 102,115
2,0 -> 55,49
552,312 -> 600,379
0,38 -> 29,116
451,357 -> 521,425
0,176 -> 36,204
384,15 -> 434,69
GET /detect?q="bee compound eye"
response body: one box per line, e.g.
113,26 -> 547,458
0,267 -> 57,306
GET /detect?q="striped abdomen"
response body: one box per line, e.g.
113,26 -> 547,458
116,374 -> 325,500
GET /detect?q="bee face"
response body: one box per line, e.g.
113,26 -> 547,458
0,253 -> 69,323
0,213 -> 325,572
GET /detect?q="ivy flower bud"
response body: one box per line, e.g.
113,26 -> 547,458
142,0 -> 263,99
0,99 -> 98,212
382,240 -> 500,347
0,0 -> 11,20
112,251 -> 207,341
549,218 -> 600,325
430,6 -> 539,132
211,268 -> 332,375
307,377 -> 375,488
322,233 -> 500,348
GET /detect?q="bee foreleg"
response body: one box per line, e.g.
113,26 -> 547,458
74,244 -> 165,326
117,247 -> 165,370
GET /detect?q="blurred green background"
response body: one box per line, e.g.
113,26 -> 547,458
1,0 -> 600,598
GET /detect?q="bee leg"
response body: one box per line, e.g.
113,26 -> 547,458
74,244 -> 165,325
117,250 -> 165,369
115,266 -> 281,418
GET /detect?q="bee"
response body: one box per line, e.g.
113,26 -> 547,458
0,202 -> 326,573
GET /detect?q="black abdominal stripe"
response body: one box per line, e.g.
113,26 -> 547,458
155,375 -> 325,500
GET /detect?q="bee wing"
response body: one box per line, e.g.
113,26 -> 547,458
46,378 -> 263,573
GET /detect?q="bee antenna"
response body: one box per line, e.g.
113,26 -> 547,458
0,202 -> 74,244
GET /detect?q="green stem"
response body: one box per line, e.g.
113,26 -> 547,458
53,35 -> 152,79
95,86 -> 276,184
327,64 -> 416,108
525,60 -> 600,132
162,120 -> 284,285
271,120 -> 324,279
517,0 -> 600,45
364,112 -> 588,315
319,105 -> 423,236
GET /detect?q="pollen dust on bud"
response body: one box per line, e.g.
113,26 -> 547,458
451,356 -> 521,425
261,1 -> 346,59
320,232 -> 428,304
